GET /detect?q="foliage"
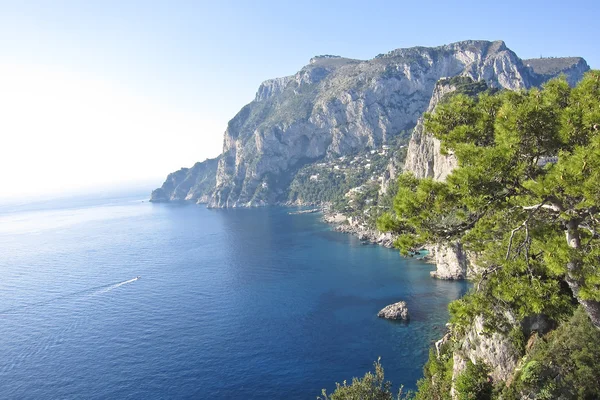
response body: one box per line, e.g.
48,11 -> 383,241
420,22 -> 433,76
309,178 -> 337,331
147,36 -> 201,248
502,307 -> 600,399
378,71 -> 600,330
453,361 -> 492,400
414,348 -> 453,400
323,72 -> 600,400
288,168 -> 354,206
414,308 -> 600,400
318,359 -> 411,400
437,76 -> 495,101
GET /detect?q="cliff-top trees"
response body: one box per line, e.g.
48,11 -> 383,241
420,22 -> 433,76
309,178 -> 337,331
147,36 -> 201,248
380,71 -> 600,329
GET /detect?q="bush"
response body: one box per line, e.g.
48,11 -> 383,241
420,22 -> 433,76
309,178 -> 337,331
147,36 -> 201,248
453,360 -> 492,400
414,348 -> 453,400
504,307 -> 600,399
318,358 -> 409,400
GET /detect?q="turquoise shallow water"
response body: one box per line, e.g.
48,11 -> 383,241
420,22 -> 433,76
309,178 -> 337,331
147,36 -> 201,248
0,192 -> 467,398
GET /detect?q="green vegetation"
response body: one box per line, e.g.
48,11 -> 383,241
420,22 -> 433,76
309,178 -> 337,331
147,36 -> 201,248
413,347 -> 453,400
437,76 -> 494,101
502,307 -> 600,399
318,359 -> 410,400
370,71 -> 600,398
381,71 -> 600,331
453,361 -> 492,400
288,133 -> 410,220
287,163 -> 366,207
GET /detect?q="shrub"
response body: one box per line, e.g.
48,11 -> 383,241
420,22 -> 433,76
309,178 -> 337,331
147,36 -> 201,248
453,360 -> 492,400
318,358 -> 410,400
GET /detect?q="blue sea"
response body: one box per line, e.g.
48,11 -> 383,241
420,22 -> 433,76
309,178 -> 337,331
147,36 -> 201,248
0,190 -> 467,399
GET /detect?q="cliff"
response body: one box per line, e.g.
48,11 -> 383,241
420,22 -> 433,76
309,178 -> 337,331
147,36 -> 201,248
150,41 -> 597,399
150,156 -> 220,204
210,40 -> 537,208
153,41 -> 588,208
404,77 -> 491,280
403,77 -> 463,181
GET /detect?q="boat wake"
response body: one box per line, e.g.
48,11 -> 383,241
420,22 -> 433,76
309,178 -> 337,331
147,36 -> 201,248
92,277 -> 140,295
0,277 -> 141,315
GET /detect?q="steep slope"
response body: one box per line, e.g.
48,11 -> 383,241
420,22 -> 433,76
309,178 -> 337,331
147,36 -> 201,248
209,40 -> 535,208
150,156 -> 220,203
404,76 -> 466,181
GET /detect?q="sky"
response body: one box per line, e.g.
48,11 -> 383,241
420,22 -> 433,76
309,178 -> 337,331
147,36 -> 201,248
0,0 -> 598,199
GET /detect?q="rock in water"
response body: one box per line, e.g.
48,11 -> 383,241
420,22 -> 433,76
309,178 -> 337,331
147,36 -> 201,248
377,301 -> 409,320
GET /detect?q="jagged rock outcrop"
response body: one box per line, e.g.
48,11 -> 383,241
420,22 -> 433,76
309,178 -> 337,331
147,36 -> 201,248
403,78 -> 462,181
255,76 -> 295,102
378,301 -> 410,320
150,156 -> 220,203
447,313 -> 550,398
451,316 -> 520,385
429,243 -> 469,280
209,40 -> 549,208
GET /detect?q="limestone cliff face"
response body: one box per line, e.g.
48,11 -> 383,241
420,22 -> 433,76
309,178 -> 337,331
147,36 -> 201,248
255,76 -> 295,102
429,243 -> 469,280
209,40 -> 538,208
404,79 -> 460,181
150,156 -> 220,204
152,41 -> 589,209
452,316 -> 520,384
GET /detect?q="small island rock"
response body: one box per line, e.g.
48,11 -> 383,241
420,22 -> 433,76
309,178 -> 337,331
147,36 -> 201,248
377,301 -> 410,320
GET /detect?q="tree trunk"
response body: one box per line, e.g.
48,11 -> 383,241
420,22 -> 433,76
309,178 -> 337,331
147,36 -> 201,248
565,219 -> 600,329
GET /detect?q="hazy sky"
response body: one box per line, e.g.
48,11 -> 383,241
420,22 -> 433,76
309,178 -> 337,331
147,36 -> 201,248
0,0 -> 598,198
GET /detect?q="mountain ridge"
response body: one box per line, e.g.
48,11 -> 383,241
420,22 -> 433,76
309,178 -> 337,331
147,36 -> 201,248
150,40 -> 590,206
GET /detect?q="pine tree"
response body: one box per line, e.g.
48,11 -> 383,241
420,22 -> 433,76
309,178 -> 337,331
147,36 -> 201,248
380,71 -> 600,329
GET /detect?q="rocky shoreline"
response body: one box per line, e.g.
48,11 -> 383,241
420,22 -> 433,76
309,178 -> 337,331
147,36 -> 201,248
322,211 -> 396,249
288,208 -> 320,215
320,209 -> 469,280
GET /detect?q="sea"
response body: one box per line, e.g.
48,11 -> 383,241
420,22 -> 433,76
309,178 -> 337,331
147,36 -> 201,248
0,190 -> 468,399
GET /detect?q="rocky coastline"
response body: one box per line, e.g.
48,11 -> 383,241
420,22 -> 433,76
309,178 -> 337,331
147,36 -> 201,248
322,211 -> 396,248
319,207 -> 473,282
287,208 -> 320,215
